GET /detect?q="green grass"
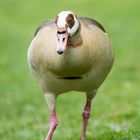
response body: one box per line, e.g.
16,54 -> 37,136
0,0 -> 140,139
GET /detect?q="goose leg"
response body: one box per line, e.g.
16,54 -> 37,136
45,94 -> 58,140
81,98 -> 91,140
45,109 -> 58,140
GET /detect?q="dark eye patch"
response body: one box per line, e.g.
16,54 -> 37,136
66,14 -> 75,29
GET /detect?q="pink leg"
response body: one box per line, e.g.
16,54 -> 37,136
45,109 -> 58,140
81,99 -> 91,140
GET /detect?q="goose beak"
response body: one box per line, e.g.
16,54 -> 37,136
56,30 -> 69,55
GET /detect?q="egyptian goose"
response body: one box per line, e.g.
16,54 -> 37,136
27,11 -> 114,140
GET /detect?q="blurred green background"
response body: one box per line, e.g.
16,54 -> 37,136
0,0 -> 140,140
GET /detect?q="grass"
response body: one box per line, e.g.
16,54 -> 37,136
0,0 -> 140,139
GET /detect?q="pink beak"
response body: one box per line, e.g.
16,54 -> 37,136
56,29 -> 69,55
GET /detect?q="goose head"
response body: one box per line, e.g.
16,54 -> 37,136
55,11 -> 80,54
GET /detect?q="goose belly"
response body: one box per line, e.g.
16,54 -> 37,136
38,71 -> 95,94
35,58 -> 112,94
